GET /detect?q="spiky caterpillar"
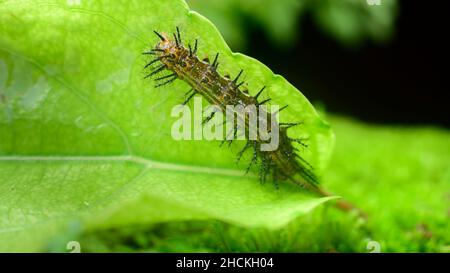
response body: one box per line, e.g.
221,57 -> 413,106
144,27 -> 320,190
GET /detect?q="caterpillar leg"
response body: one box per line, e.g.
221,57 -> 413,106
154,73 -> 177,88
289,137 -> 309,148
182,88 -> 197,105
233,69 -> 244,89
144,55 -> 172,69
172,26 -> 182,47
144,64 -> 166,79
245,140 -> 258,174
237,140 -> 252,163
202,111 -> 216,125
280,122 -> 303,129
227,125 -> 240,147
212,53 -> 219,69
259,154 -> 271,184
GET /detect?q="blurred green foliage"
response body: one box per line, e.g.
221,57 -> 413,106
188,0 -> 398,49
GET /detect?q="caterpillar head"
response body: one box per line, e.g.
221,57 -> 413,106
153,30 -> 190,73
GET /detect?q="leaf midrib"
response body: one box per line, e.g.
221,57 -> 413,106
0,155 -> 249,177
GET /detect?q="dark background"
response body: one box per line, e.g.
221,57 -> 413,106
246,0 -> 448,127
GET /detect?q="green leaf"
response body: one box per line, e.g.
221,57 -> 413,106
0,0 -> 335,252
